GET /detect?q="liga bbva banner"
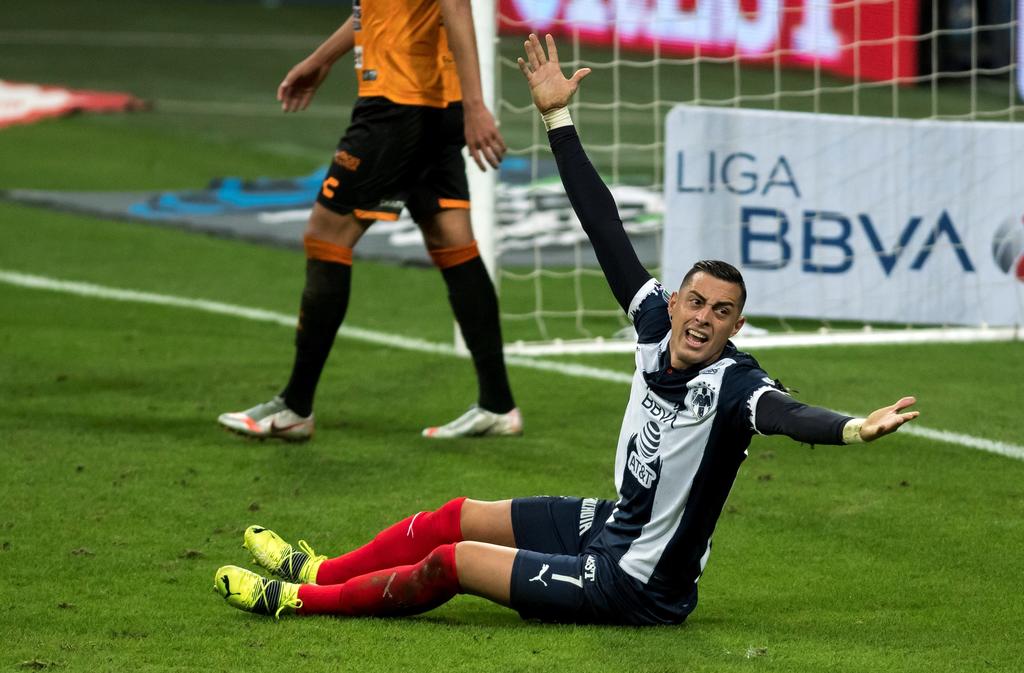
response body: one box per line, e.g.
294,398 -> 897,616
661,106 -> 1024,326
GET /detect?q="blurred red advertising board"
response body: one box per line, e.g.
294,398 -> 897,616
500,0 -> 919,82
0,81 -> 147,129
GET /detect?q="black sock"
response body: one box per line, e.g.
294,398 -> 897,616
440,256 -> 515,414
281,259 -> 352,417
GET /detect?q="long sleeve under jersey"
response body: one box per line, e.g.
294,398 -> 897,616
548,125 -> 652,312
755,390 -> 852,445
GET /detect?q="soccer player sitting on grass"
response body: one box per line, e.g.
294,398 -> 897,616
213,34 -> 920,625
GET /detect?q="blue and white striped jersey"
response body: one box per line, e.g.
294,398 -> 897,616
590,278 -> 785,594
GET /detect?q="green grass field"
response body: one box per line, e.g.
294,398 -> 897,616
2,2 -> 1024,671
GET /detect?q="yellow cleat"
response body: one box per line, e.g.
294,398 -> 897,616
243,525 -> 325,584
213,565 -> 301,618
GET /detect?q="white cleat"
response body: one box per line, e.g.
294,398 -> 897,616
422,406 -> 523,439
218,396 -> 314,442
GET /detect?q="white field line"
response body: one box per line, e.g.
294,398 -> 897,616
155,98 -> 350,120
0,30 -> 319,50
3,269 -> 1021,461
880,424 -> 1024,462
835,408 -> 1024,462
0,270 -> 624,382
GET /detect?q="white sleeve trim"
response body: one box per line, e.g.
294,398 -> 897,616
747,386 -> 789,435
843,418 -> 867,444
627,277 -> 663,324
541,106 -> 573,130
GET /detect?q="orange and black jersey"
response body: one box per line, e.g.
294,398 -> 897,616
352,0 -> 462,107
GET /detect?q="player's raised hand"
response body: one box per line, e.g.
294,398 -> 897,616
517,33 -> 591,113
463,103 -> 507,171
858,396 -> 919,442
277,57 -> 332,113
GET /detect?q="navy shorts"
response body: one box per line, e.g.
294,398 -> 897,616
316,97 -> 470,222
509,496 -> 696,625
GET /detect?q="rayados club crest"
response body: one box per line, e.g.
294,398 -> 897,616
686,381 -> 716,419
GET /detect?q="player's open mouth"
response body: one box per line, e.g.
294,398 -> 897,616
685,328 -> 709,346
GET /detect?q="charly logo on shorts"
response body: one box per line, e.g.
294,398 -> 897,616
333,150 -> 361,172
686,381 -> 716,419
627,421 -> 661,488
992,214 -> 1024,282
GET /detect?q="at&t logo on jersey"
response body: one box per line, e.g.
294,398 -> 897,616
627,421 -> 661,488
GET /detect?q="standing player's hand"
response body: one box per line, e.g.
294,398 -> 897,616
517,33 -> 591,113
859,396 -> 919,442
463,103 -> 506,171
278,57 -> 332,113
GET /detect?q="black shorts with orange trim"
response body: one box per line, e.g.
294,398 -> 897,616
316,97 -> 470,222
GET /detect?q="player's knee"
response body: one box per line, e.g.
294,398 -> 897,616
427,241 -> 480,270
437,496 -> 466,517
420,497 -> 466,540
418,543 -> 459,587
415,217 -> 440,248
418,210 -> 473,251
458,499 -> 515,546
306,205 -> 367,247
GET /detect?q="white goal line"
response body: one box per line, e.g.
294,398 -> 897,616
2,268 -> 1021,462
502,324 -> 1022,356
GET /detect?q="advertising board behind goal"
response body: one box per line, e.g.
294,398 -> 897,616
499,0 -> 919,82
662,105 -> 1024,327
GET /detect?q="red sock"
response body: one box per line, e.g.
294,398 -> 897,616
297,543 -> 460,617
315,497 -> 466,586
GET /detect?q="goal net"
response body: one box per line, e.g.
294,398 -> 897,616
485,0 -> 1023,354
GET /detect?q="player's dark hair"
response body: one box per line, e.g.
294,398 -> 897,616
680,260 -> 747,311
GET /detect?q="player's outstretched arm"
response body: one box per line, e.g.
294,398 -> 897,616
755,392 -> 919,445
517,33 -> 651,312
277,16 -> 355,113
440,0 -> 507,171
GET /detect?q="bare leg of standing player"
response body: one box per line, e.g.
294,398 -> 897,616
217,203 -> 519,440
418,207 -> 520,438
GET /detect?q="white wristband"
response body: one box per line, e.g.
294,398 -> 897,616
541,107 -> 573,131
843,418 -> 866,444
